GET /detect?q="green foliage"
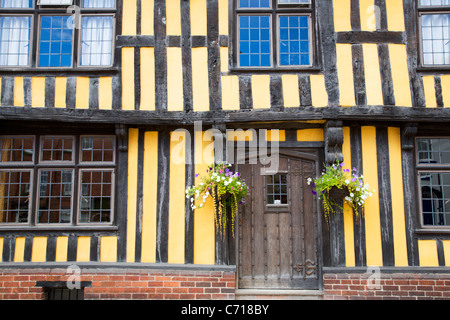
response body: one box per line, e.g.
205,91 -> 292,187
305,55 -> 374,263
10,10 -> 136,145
307,161 -> 375,222
186,163 -> 249,238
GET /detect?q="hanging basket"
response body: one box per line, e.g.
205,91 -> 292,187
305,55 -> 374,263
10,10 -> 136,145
328,186 -> 349,200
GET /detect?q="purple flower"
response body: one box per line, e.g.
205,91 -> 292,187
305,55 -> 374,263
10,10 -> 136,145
195,173 -> 199,177
340,163 -> 345,167
312,190 -> 317,195
353,167 -> 357,172
225,168 -> 229,173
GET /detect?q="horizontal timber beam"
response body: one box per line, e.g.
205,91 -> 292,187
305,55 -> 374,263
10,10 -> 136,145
2,106 -> 450,126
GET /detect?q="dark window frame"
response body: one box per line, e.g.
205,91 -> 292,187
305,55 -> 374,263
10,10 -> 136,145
0,133 -> 116,227
0,0 -> 116,69
417,0 -> 450,69
416,136 -> 450,229
230,0 -> 320,72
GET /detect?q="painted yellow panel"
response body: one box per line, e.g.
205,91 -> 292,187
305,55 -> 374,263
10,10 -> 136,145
423,76 -> 437,108
333,0 -> 351,32
14,237 -> 25,262
191,0 -> 207,36
166,0 -> 181,35
167,47 -> 184,111
440,75 -> 450,107
168,131 -> 186,263
127,128 -> 139,262
297,129 -> 324,141
122,47 -> 135,110
194,131 -> 215,264
388,127 -> 408,266
98,77 -> 112,110
443,240 -> 450,266
310,75 -> 328,107
192,47 -> 210,111
252,75 -> 270,109
266,130 -> 285,142
221,75 -> 239,111
140,47 -> 155,111
342,127 -> 355,267
141,131 -> 158,263
389,44 -> 412,107
336,44 -> 355,107
386,0 -> 405,31
122,0 -> 137,35
220,47 -> 229,73
282,74 -> 300,108
76,77 -> 90,109
31,237 -> 47,262
418,240 -> 439,267
361,126 -> 383,266
360,0 -> 376,31
32,77 -> 45,108
219,0 -> 228,35
14,77 -> 24,107
54,77 -> 67,108
100,236 -> 117,262
141,0 -> 154,35
0,238 -> 3,261
362,44 -> 383,106
77,236 -> 90,262
55,236 -> 68,262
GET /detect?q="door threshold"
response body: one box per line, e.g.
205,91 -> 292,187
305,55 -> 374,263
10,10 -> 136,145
235,289 -> 323,300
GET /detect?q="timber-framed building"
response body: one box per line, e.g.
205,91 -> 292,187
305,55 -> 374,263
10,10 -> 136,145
1,0 -> 450,300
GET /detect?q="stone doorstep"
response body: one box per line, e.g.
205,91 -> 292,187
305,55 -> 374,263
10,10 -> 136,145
235,289 -> 324,300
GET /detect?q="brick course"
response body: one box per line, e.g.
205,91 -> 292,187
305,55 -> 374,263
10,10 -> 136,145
323,273 -> 450,300
0,268 -> 236,300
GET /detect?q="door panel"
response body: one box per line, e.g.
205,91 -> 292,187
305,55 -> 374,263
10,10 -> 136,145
237,153 -> 319,290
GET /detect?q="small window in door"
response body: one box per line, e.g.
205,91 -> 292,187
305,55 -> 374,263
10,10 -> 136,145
266,174 -> 288,205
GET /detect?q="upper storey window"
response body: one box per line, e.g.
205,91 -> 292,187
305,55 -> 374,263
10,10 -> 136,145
0,0 -> 115,68
235,0 -> 314,69
418,0 -> 450,66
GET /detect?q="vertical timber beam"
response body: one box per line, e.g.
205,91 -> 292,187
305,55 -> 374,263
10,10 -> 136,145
324,121 -> 345,267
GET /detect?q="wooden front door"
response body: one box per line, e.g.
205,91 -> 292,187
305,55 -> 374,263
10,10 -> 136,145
237,150 -> 320,290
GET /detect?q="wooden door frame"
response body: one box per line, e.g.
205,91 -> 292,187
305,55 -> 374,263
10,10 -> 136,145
235,147 -> 324,291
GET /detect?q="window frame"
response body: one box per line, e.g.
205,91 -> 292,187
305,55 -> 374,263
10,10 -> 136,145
233,0 -> 317,71
263,170 -> 291,213
415,136 -> 450,230
0,0 -> 116,69
0,134 -> 116,228
0,14 -> 34,68
417,1 -> 450,68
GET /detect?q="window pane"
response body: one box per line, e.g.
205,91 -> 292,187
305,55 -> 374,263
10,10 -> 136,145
420,0 -> 450,6
80,136 -> 115,162
0,16 -> 31,66
417,138 -> 450,164
279,15 -> 310,66
0,170 -> 31,223
0,136 -> 34,163
80,16 -> 114,66
266,174 -> 288,204
421,14 -> 450,65
79,170 -> 113,223
0,0 -> 33,8
38,0 -> 73,5
38,170 -> 73,224
278,0 -> 311,4
82,0 -> 115,8
239,15 -> 271,67
41,136 -> 74,162
38,16 -> 73,67
420,172 -> 450,226
239,0 -> 270,8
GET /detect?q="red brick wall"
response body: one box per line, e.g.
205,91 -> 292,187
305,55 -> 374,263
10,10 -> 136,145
324,273 -> 450,300
0,268 -> 236,300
